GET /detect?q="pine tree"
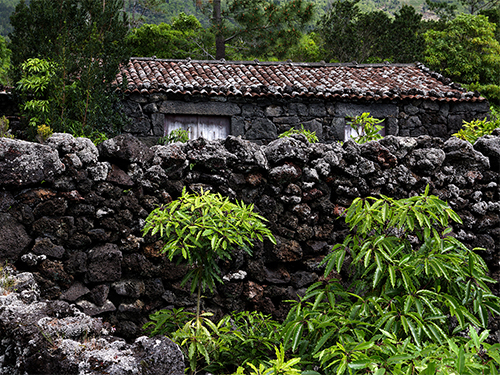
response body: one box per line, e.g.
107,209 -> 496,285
196,0 -> 314,60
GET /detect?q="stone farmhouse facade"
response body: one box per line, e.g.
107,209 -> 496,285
116,58 -> 490,144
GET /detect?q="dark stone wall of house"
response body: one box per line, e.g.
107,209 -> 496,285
122,93 -> 491,144
1,132 -> 499,341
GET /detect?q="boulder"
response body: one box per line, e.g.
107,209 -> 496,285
269,163 -> 302,185
407,148 -> 446,173
0,138 -> 65,186
151,143 -> 187,170
107,164 -> 135,187
186,138 -> 238,170
99,133 -> 153,166
271,237 -> 303,262
474,135 -> 500,171
86,244 -> 123,283
444,137 -> 490,170
32,237 -> 66,259
0,213 -> 32,262
59,282 -> 90,302
0,271 -> 184,375
46,133 -> 99,165
264,136 -> 311,165
224,135 -> 269,171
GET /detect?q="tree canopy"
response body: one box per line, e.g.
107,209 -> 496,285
196,0 -> 315,60
317,1 -> 425,63
424,14 -> 500,84
2,0 -> 500,118
9,0 -> 130,140
126,13 -> 214,59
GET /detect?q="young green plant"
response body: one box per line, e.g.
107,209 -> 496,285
36,124 -> 53,144
158,128 -> 190,144
281,185 -> 500,373
453,116 -> 499,144
347,112 -> 384,144
278,125 -> 318,143
16,58 -> 54,130
142,187 -> 275,320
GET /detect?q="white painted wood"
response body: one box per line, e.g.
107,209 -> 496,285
164,115 -> 230,141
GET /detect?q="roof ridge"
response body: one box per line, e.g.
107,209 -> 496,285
130,57 -> 416,69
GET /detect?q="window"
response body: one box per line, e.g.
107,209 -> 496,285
164,115 -> 230,141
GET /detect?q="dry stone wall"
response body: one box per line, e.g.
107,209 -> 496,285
0,269 -> 184,375
0,132 -> 499,342
122,93 -> 491,144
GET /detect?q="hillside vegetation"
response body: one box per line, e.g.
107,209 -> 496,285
0,0 -> 466,38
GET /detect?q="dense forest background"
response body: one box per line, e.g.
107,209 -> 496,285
0,0 -> 467,39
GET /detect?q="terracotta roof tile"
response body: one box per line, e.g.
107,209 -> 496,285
116,58 -> 485,102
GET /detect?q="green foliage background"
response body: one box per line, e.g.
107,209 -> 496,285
0,0 -> 476,40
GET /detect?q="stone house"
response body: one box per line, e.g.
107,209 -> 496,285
117,58 -> 490,144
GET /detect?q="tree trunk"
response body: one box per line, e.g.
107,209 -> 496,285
213,0 -> 225,60
216,36 -> 225,60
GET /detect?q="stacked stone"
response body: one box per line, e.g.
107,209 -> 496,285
122,93 -> 491,144
0,131 -> 499,341
0,270 -> 184,375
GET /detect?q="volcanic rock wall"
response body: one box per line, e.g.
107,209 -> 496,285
0,269 -> 184,375
122,92 -> 491,144
0,132 -> 499,341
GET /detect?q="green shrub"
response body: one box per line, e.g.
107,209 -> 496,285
158,128 -> 190,144
279,125 -> 318,143
347,112 -> 384,144
145,307 -> 282,373
466,83 -> 500,105
143,188 -> 276,373
36,124 -> 53,144
16,58 -> 54,130
145,187 -> 500,374
282,185 -> 500,373
453,115 -> 499,144
0,115 -> 14,139
144,307 -> 194,337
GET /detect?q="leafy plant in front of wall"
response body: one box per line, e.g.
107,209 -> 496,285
158,128 -> 190,144
347,112 -> 384,144
142,187 -> 276,373
280,185 -> 500,374
279,125 -> 318,143
145,308 -> 285,374
453,114 -> 499,144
